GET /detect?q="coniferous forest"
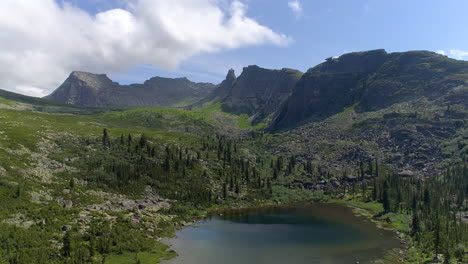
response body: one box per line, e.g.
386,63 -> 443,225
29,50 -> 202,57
0,49 -> 466,264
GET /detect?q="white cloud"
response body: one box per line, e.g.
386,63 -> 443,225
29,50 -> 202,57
15,86 -> 48,97
449,49 -> 468,60
435,49 -> 468,60
0,0 -> 291,96
288,0 -> 303,17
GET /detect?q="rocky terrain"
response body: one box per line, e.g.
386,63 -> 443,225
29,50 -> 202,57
15,49 -> 468,178
272,50 -> 468,128
0,50 -> 467,264
208,66 -> 302,124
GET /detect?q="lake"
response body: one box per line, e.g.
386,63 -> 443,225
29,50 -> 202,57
164,203 -> 400,264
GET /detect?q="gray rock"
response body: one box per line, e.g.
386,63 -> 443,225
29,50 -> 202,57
62,200 -> 73,208
398,170 -> 416,178
21,220 -> 35,229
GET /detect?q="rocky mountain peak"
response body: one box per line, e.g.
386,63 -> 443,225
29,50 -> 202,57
68,71 -> 114,90
226,69 -> 236,82
46,72 -> 216,107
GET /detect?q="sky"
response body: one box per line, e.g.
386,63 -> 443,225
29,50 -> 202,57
1,0 -> 468,97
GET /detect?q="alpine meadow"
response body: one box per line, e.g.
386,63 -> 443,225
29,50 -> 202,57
0,1 -> 466,264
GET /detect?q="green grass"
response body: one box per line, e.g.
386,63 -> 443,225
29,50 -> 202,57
0,96 -> 12,105
383,212 -> 412,232
105,246 -> 176,264
0,100 -> 261,263
342,200 -> 384,215
237,114 -> 252,128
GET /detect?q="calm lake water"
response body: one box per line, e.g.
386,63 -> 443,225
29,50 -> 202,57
164,203 -> 400,264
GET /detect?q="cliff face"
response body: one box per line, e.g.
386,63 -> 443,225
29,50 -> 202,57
46,72 -> 119,106
213,66 -> 302,124
46,72 -> 216,107
47,50 -> 468,129
272,50 -> 468,129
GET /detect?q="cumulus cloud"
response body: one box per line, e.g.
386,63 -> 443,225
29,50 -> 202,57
288,0 -> 303,17
435,49 -> 468,60
449,49 -> 468,60
0,0 -> 291,96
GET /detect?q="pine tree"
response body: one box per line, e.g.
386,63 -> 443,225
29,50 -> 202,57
139,134 -> 147,148
374,159 -> 379,177
223,183 -> 228,200
267,178 -> 273,195
102,128 -> 109,147
62,232 -> 72,257
411,212 -> 420,236
13,185 -> 21,198
127,134 -> 132,146
372,178 -> 378,201
382,183 -> 390,213
69,178 -> 75,189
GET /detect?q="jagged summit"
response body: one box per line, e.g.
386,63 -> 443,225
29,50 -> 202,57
204,65 -> 302,124
46,72 -> 216,107
46,49 -> 467,128
226,69 -> 236,81
68,71 -> 115,89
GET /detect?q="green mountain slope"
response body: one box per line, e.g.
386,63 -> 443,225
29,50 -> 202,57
0,49 -> 467,264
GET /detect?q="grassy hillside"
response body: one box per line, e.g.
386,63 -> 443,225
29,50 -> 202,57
0,93 -> 466,264
0,95 -> 280,263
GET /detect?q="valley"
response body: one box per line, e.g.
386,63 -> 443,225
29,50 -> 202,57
0,50 -> 466,264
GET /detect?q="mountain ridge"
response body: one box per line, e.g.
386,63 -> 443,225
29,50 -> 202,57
46,71 -> 216,108
45,49 -> 468,130
271,49 -> 468,129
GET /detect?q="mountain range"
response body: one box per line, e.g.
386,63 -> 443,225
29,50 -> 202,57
45,49 -> 468,131
46,71 -> 216,108
0,49 -> 467,263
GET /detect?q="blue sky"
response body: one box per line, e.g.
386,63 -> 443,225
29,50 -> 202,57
1,0 -> 468,96
119,0 -> 468,83
73,0 -> 468,84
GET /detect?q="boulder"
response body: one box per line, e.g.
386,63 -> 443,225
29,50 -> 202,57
398,170 -> 416,178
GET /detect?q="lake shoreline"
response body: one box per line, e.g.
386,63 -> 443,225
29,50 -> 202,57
164,199 -> 406,264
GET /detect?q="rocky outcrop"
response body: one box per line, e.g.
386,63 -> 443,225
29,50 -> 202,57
211,66 -> 302,124
272,50 -> 468,129
46,71 -> 216,107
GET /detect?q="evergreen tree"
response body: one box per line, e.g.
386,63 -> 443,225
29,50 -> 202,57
411,213 -> 420,236
62,232 -> 72,257
223,183 -> 228,200
382,183 -> 390,213
13,185 -> 21,199
102,128 -> 109,147
127,134 -> 132,146
139,134 -> 147,148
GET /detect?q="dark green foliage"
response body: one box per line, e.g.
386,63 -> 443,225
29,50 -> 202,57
368,164 -> 467,261
62,232 -> 72,257
63,129 -> 274,206
13,185 -> 21,199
